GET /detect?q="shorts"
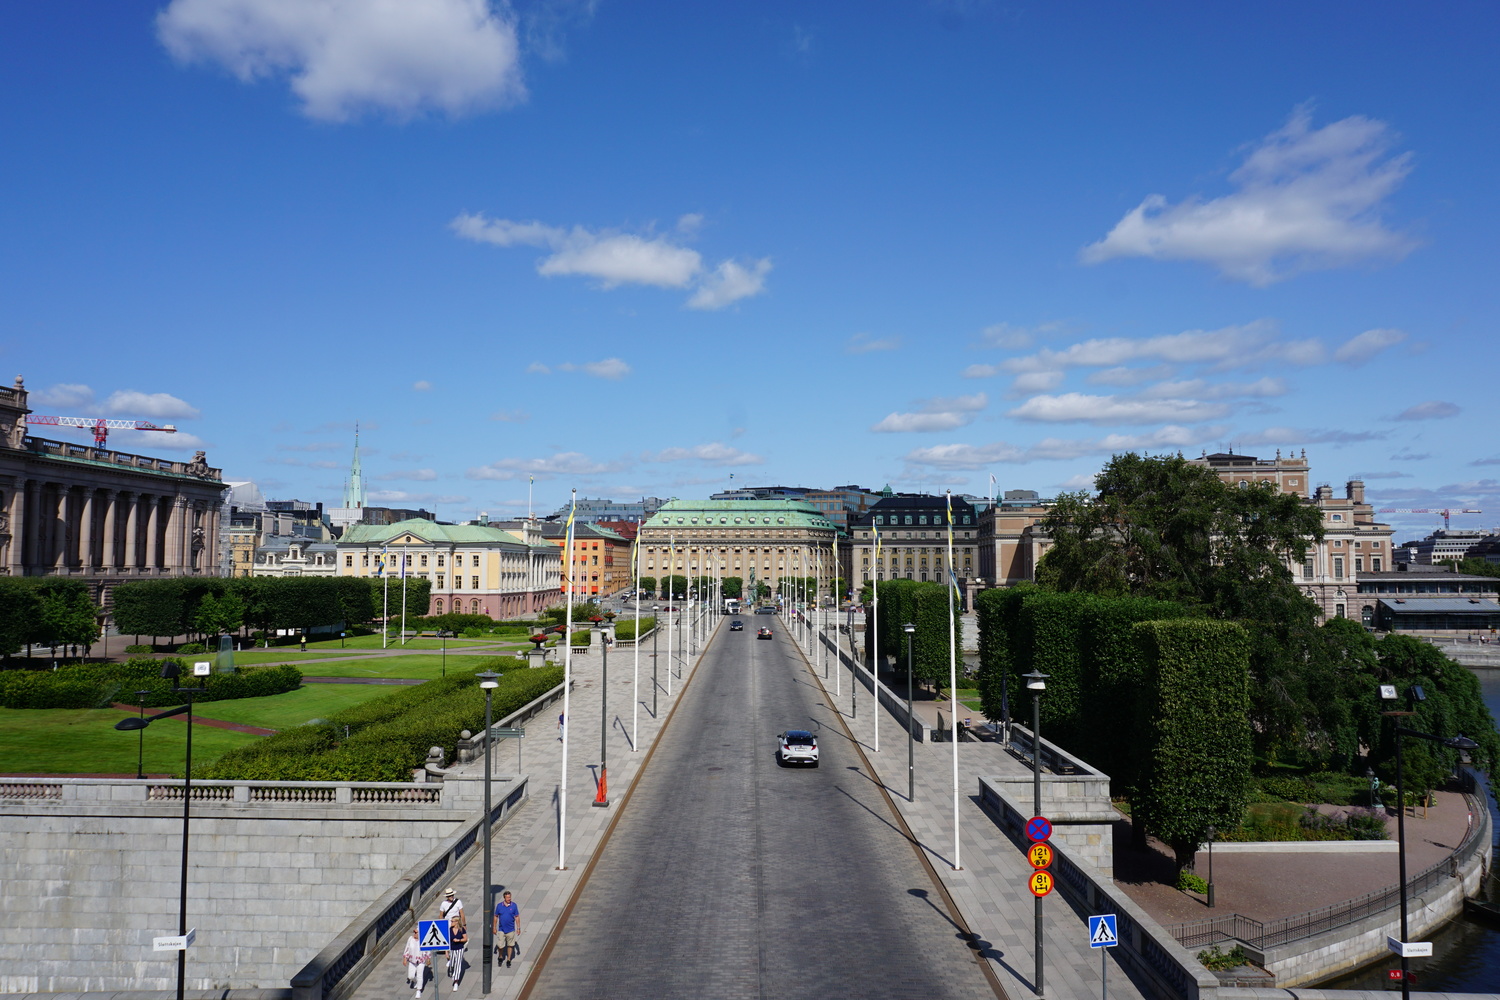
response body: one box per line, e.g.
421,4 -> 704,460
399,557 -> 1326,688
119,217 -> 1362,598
500,931 -> 518,948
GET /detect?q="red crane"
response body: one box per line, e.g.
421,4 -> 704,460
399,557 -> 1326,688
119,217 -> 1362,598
26,415 -> 178,447
1377,507 -> 1484,530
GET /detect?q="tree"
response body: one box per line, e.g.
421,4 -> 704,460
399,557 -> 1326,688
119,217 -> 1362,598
665,575 -> 687,599
0,580 -> 43,656
112,580 -> 190,640
638,576 -> 657,597
755,580 -> 770,601
1441,556 -> 1500,579
193,591 -> 244,638
719,576 -> 741,599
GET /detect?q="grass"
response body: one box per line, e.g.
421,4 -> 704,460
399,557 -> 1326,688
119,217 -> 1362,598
187,684 -> 397,731
939,685 -> 985,714
0,706 -> 260,775
292,653 -> 525,680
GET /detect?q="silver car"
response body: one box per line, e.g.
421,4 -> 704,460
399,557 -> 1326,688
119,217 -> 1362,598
777,730 -> 819,767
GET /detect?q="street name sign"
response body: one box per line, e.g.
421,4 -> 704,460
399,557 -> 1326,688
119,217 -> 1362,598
1387,936 -> 1433,958
153,928 -> 196,952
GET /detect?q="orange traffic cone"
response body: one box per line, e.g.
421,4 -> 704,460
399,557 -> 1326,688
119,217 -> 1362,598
593,766 -> 609,807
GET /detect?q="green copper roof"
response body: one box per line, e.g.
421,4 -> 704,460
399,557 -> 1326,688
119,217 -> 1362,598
339,518 -> 533,546
643,498 -> 837,532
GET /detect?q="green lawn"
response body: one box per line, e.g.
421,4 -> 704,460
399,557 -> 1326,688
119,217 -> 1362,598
291,653 -> 525,679
189,684 -> 397,730
0,707 -> 260,775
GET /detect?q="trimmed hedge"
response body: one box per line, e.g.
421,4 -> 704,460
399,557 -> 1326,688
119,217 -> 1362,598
0,658 -> 302,710
197,662 -> 565,782
613,616 -> 655,642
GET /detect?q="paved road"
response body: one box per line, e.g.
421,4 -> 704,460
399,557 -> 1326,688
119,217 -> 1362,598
522,620 -> 1003,999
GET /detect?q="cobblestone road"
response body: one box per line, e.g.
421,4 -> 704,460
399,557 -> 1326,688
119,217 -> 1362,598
523,622 -> 1002,1000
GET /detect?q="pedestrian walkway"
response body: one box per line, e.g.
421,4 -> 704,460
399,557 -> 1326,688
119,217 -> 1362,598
791,620 -> 1151,1000
347,617 -> 714,1000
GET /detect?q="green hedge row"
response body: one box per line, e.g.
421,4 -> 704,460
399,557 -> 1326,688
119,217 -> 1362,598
197,661 -> 565,782
0,658 -> 302,710
612,616 -> 655,642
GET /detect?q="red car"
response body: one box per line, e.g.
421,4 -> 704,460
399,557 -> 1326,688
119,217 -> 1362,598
757,627 -> 773,640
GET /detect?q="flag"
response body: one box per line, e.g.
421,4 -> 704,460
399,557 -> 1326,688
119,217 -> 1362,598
946,492 -> 954,526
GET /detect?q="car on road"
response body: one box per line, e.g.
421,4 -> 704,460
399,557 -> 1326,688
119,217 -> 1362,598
777,730 -> 818,766
757,626 -> 773,639
755,606 -> 777,614
728,620 -> 744,631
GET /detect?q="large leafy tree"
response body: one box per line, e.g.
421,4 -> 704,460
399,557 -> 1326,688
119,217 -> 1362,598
718,576 -> 739,599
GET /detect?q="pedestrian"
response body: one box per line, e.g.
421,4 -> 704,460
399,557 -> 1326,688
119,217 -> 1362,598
446,915 -> 468,991
402,927 -> 429,998
439,887 -> 465,983
493,890 -> 520,968
557,713 -> 565,742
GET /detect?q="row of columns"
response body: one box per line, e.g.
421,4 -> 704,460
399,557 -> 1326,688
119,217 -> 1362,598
4,480 -> 212,577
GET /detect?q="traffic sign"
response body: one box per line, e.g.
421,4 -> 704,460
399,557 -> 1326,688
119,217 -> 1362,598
1387,936 -> 1433,958
492,727 -> 525,738
1088,914 -> 1118,949
418,919 -> 451,952
1026,816 -> 1052,842
153,928 -> 196,952
1028,870 -> 1055,897
1027,841 -> 1054,869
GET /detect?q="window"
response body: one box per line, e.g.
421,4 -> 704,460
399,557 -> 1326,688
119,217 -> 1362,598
362,554 -> 370,567
437,555 -> 445,567
1333,557 -> 1345,579
1355,557 -> 1364,573
1331,514 -> 1343,521
420,554 -> 429,567
1336,603 -> 1346,618
345,555 -> 353,567
1373,558 -> 1382,572
471,575 -> 480,589
472,555 -> 480,567
1303,560 -> 1314,579
904,516 -> 912,525
437,575 -> 445,588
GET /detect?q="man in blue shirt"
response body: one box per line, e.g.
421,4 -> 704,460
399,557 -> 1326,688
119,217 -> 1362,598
492,891 -> 520,968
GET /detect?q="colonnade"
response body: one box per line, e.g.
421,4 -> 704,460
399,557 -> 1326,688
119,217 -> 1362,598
3,479 -> 217,577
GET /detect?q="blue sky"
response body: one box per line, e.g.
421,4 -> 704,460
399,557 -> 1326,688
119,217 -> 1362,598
3,1 -> 1496,538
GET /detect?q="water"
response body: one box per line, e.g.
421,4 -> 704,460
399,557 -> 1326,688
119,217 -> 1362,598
1320,671 -> 1500,990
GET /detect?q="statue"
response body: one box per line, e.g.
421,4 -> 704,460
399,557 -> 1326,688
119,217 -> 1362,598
186,451 -> 209,476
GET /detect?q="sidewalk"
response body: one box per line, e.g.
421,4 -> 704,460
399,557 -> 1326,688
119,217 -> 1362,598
347,619 -> 712,1000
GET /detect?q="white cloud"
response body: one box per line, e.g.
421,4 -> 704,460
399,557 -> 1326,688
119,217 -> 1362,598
489,409 -> 529,423
412,380 -> 433,391
267,454 -> 340,469
1135,377 -> 1288,401
1395,400 -> 1461,421
644,443 -> 764,466
30,383 -> 96,409
277,441 -> 344,452
961,364 -> 1001,379
1081,107 -> 1416,285
376,469 -> 438,481
871,393 -> 987,433
157,0 -> 525,122
902,425 -> 1219,470
846,333 -> 902,354
1001,321 -> 1321,375
110,429 -> 212,453
368,489 -> 470,505
974,321 -> 1063,350
526,362 -> 551,374
687,258 -> 772,310
1086,365 -> 1178,387
1008,371 -> 1065,397
1231,426 -> 1387,446
556,357 -> 631,379
467,452 -> 619,481
103,390 -> 202,420
452,212 -> 769,308
1334,327 -> 1406,365
1055,473 -> 1098,491
1007,392 -> 1231,425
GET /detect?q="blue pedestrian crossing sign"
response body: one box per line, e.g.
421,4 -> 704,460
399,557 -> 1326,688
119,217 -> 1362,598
1088,914 -> 1118,949
418,919 -> 451,952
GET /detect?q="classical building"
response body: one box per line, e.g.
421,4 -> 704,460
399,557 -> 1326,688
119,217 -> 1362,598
252,538 -> 339,578
1355,569 -> 1500,631
1188,451 -> 1395,620
636,498 -> 838,599
1393,529 -> 1493,567
335,518 -> 560,618
0,376 -> 227,611
539,521 -> 631,599
849,494 -> 981,605
978,490 -> 1056,587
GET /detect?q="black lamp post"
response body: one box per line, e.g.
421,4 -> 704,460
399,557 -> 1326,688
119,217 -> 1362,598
1205,825 -> 1216,908
441,629 -> 447,678
476,669 -> 499,995
651,613 -> 659,716
848,605 -> 856,720
903,622 -> 916,802
133,689 -> 150,779
1024,668 -> 1049,999
1390,724 -> 1477,998
115,661 -> 207,1000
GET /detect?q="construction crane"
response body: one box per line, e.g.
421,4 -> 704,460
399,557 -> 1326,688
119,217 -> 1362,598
26,415 -> 177,447
1377,507 -> 1484,530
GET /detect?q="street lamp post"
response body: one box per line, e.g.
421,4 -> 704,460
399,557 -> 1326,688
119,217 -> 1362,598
476,670 -> 500,996
1390,723 -> 1477,998
593,614 -> 612,807
652,613 -> 659,716
115,662 -> 207,1000
903,623 -> 916,802
134,689 -> 150,779
848,605 -> 856,719
1024,668 -> 1049,999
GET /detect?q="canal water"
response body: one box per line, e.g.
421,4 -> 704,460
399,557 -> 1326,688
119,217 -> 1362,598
1320,670 -> 1500,990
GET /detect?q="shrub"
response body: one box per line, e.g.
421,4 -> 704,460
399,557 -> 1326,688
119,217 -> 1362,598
612,617 -> 655,642
1197,944 -> 1248,971
124,644 -> 154,654
0,658 -> 301,710
570,630 -> 591,646
1177,870 -> 1209,894
176,643 -> 207,654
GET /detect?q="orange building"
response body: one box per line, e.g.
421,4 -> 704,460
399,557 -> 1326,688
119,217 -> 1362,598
542,521 -> 633,599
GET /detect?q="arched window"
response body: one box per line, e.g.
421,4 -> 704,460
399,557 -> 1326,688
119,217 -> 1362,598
434,599 -> 444,614
470,599 -> 481,614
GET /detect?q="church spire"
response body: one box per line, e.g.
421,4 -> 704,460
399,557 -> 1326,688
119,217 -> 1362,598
343,423 -> 366,509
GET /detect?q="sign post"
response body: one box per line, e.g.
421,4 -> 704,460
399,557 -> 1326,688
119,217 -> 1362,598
1089,914 -> 1118,1000
418,919 -> 451,954
1026,815 -> 1052,997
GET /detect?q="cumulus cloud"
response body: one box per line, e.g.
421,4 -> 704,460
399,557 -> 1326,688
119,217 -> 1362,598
467,451 -> 620,481
974,321 -> 1063,350
1231,426 -> 1387,446
1395,400 -> 1460,421
846,333 -> 902,354
643,443 -> 764,466
871,393 -> 987,433
277,441 -> 344,452
961,364 -> 1001,379
686,257 -> 772,310
376,469 -> 438,481
1334,327 -> 1406,365
1001,320 -> 1321,375
1135,377 -> 1288,401
1007,393 -> 1231,425
103,390 -> 202,420
1007,371 -> 1065,397
1086,365 -> 1179,387
1081,107 -> 1416,285
157,0 -> 525,122
526,362 -> 551,374
30,383 -> 96,409
452,213 -> 770,309
902,425 -> 1219,470
412,380 -> 433,391
556,357 -> 631,379
1391,450 -> 1430,462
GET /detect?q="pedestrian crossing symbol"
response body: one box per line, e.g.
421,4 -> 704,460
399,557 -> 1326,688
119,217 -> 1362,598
418,919 -> 451,952
1088,914 -> 1118,949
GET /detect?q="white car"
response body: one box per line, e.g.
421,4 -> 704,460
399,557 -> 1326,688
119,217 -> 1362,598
777,730 -> 819,767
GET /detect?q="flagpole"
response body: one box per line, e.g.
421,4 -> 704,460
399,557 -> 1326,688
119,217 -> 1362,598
947,490 -> 961,871
872,523 -> 880,753
667,535 -> 675,697
400,543 -> 408,645
381,551 -> 389,649
632,537 -> 641,752
558,489 -> 576,870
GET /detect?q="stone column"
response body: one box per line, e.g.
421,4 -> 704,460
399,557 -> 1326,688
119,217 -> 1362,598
52,486 -> 69,570
122,492 -> 139,572
144,495 -> 160,572
24,480 -> 41,573
99,490 -> 118,571
6,477 -> 24,575
79,488 -> 95,571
